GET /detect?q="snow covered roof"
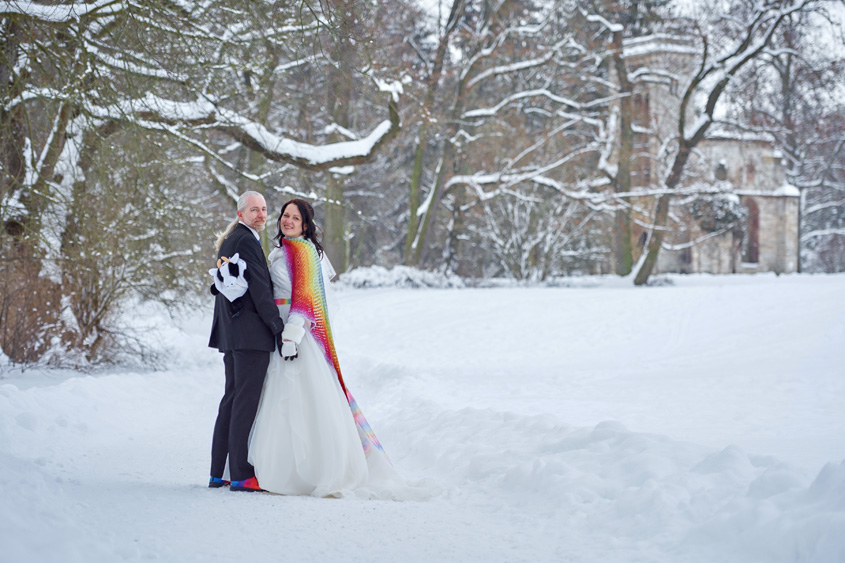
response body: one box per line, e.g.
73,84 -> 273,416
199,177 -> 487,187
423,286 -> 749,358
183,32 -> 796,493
735,186 -> 800,198
773,183 -> 801,197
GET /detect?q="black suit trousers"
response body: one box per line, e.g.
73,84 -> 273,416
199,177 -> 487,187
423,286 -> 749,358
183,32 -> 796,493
210,349 -> 271,482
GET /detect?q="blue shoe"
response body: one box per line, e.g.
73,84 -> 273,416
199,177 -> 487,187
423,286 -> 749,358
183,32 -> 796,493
229,476 -> 264,492
209,476 -> 230,488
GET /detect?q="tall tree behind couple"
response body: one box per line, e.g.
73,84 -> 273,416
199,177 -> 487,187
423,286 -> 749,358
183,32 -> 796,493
207,191 -> 435,499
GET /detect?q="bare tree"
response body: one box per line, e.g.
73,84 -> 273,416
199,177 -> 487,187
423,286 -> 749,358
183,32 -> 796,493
403,1 -> 608,272
0,0 -> 405,365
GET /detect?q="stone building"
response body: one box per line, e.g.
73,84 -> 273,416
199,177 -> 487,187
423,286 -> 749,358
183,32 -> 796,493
621,35 -> 800,275
655,136 -> 800,275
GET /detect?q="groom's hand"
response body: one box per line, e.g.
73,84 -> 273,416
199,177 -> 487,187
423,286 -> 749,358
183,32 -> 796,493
276,332 -> 285,357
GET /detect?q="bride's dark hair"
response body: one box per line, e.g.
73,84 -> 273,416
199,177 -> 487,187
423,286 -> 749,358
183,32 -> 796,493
273,198 -> 324,257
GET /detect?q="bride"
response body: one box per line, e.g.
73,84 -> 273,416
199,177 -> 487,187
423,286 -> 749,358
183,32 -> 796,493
248,199 -> 418,499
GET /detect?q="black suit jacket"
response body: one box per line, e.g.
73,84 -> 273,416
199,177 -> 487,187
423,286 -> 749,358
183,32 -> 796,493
208,224 -> 284,352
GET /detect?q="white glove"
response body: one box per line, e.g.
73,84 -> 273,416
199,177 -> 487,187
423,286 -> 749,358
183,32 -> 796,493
281,340 -> 298,360
281,322 -> 306,361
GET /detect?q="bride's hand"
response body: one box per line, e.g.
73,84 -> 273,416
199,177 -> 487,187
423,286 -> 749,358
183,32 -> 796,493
280,319 -> 305,361
282,340 -> 298,361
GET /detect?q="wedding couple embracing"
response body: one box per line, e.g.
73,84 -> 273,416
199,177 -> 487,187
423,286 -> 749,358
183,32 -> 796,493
207,191 -> 429,499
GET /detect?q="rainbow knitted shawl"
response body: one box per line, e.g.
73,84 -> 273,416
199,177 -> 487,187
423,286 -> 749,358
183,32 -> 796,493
282,237 -> 387,459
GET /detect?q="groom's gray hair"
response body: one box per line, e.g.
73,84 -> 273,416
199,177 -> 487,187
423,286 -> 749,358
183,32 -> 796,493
215,191 -> 266,250
237,190 -> 264,212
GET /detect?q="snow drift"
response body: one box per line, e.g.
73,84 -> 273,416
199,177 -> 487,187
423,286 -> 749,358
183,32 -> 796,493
1,272 -> 843,562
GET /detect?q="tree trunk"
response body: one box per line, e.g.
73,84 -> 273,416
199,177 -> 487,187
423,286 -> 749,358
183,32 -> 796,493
26,100 -> 74,222
446,183 -> 467,274
410,59 -> 472,267
60,122 -> 120,356
0,19 -> 25,211
323,172 -> 347,271
405,128 -> 427,260
610,27 -> 634,276
634,145 -> 693,285
411,140 -> 455,266
633,193 -> 671,285
404,0 -> 465,262
320,0 -> 355,272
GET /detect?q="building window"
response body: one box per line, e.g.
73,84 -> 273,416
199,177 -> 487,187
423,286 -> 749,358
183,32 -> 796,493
743,197 -> 759,263
746,161 -> 756,185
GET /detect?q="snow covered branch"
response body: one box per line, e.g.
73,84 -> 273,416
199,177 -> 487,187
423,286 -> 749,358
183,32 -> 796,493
462,89 -> 620,119
83,40 -> 188,82
801,228 -> 845,242
90,93 -> 402,171
805,199 -> 845,215
581,10 -> 623,34
661,228 -> 729,251
0,0 -> 123,22
466,38 -> 568,89
446,144 -> 600,195
463,89 -> 577,119
686,0 -> 817,144
458,7 -> 553,83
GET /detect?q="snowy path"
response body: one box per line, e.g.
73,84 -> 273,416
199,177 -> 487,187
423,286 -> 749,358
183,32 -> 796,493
1,273 -> 844,562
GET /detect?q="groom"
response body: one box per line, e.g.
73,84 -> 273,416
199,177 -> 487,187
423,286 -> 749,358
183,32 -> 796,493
208,190 -> 284,492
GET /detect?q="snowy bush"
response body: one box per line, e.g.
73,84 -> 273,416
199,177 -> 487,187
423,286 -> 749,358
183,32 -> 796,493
689,192 -> 748,233
338,265 -> 465,289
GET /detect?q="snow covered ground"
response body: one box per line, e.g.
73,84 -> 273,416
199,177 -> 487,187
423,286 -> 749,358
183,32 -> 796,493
1,272 -> 844,562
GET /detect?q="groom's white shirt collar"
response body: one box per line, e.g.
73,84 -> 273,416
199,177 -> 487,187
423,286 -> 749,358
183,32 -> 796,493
238,221 -> 261,241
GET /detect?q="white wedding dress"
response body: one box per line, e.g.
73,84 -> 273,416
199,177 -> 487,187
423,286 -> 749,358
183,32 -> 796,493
248,245 -> 429,499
